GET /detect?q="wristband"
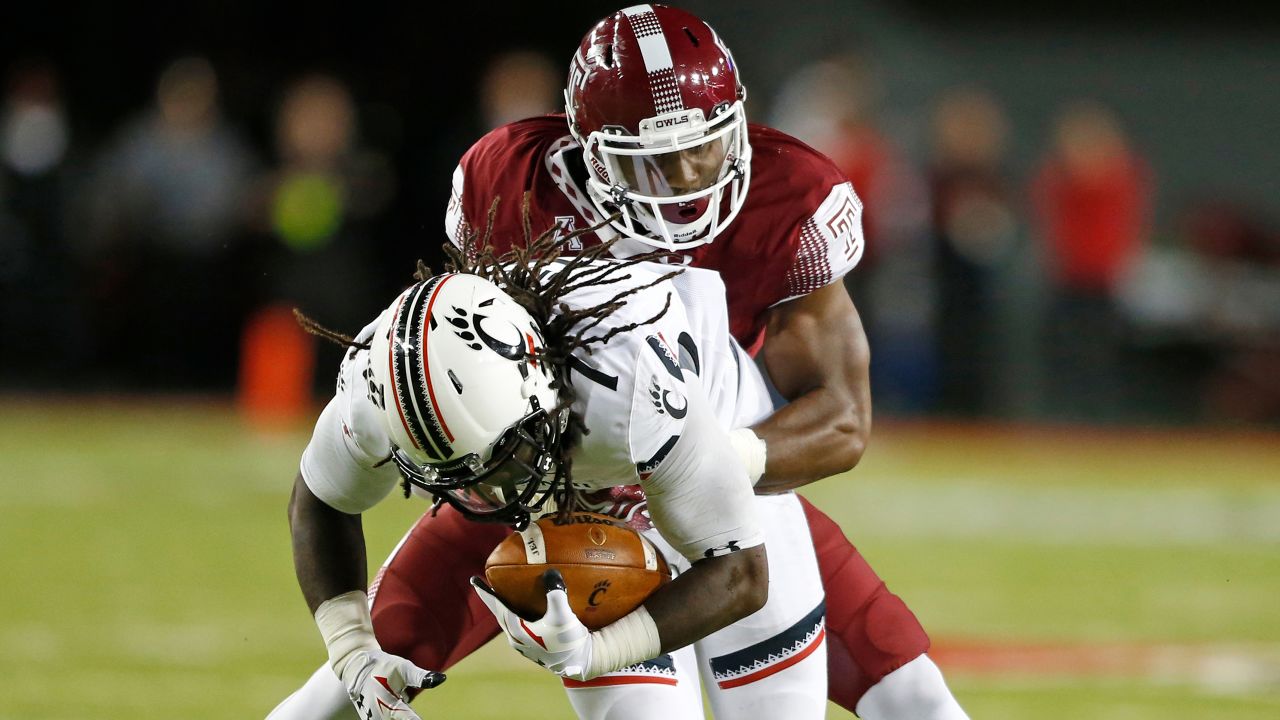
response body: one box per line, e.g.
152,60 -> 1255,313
314,591 -> 379,677
585,605 -> 662,678
727,427 -> 768,484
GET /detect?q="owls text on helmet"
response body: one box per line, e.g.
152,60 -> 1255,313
565,4 -> 751,251
369,273 -> 566,527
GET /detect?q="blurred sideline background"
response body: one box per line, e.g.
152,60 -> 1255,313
1,1 -> 1277,718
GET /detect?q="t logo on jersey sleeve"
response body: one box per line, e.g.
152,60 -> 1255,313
782,181 -> 865,300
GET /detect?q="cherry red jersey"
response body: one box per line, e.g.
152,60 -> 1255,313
446,115 -> 865,353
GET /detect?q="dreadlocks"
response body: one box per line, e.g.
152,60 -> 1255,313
439,194 -> 682,515
297,193 -> 682,518
293,309 -> 368,351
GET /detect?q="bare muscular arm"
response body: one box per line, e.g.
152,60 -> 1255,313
753,280 -> 871,492
288,472 -> 368,614
643,546 -> 768,654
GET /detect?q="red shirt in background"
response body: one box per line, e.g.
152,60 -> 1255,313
1032,152 -> 1151,292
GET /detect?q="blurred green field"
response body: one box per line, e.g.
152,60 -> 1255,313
2,399 -> 1278,719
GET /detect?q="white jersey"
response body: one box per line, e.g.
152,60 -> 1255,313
300,261 -> 775,561
557,261 -> 773,488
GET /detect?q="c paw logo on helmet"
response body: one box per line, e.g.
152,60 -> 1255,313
440,305 -> 532,362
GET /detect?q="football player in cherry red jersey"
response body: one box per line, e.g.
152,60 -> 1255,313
267,4 -> 968,719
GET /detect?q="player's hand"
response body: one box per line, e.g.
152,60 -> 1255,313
471,569 -> 595,680
335,649 -> 445,720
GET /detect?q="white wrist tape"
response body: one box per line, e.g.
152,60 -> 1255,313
728,427 -> 768,484
586,605 -> 662,678
314,590 -> 379,677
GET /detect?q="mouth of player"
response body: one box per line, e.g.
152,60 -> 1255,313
662,198 -> 710,223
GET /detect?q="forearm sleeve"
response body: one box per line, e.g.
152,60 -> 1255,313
642,384 -> 763,562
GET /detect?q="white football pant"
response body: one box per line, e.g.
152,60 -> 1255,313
565,493 -> 828,719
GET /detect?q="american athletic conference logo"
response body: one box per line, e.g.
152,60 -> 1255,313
553,215 -> 583,250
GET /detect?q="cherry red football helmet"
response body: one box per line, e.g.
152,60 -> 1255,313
565,4 -> 751,251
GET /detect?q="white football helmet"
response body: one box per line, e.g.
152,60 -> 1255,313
370,273 -> 566,527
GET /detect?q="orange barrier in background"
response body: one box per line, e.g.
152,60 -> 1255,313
237,304 -> 315,427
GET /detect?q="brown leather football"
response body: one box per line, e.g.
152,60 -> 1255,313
484,512 -> 670,630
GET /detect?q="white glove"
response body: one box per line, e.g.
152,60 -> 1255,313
315,591 -> 445,719
471,569 -> 595,680
335,648 -> 444,720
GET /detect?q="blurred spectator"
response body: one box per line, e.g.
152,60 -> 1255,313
80,56 -> 256,389
1119,200 -> 1280,424
770,52 -> 934,412
928,87 -> 1018,416
419,49 -> 561,273
1183,201 -> 1280,265
1031,101 -> 1152,421
479,50 -> 560,130
251,73 -> 395,401
1,60 -> 83,387
2,61 -> 69,178
86,57 -> 254,258
770,53 -> 927,262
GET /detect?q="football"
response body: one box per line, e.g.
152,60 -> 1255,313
484,511 -> 670,630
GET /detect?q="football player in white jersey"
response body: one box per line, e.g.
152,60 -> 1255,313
281,233 -> 827,719
273,6 -> 970,719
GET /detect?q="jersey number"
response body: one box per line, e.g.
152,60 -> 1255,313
567,332 -> 700,391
